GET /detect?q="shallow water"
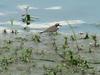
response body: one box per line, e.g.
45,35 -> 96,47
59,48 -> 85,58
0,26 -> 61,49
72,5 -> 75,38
0,0 -> 100,34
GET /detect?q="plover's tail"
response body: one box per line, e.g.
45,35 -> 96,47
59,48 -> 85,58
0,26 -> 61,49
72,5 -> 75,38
39,30 -> 47,34
39,31 -> 46,34
39,32 -> 43,34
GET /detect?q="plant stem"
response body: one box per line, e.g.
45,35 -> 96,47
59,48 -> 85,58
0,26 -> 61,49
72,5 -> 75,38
66,21 -> 80,51
50,33 -> 65,59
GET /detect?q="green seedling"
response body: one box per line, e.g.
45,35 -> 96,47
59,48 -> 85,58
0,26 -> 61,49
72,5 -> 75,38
20,48 -> 32,63
2,40 -> 13,50
3,29 -> 7,34
11,30 -> 18,34
10,19 -> 15,33
61,51 -> 90,72
48,33 -> 66,59
91,35 -> 99,47
15,37 -> 28,42
64,36 -> 68,45
62,36 -> 68,49
43,50 -> 92,74
62,44 -> 68,50
21,6 -> 38,30
21,6 -> 31,26
66,21 -> 81,51
32,34 -> 41,43
5,40 -> 13,44
15,37 -> 26,49
0,56 -> 15,71
70,35 -> 76,41
1,45 -> 10,50
52,37 -> 58,52
81,69 -> 86,75
90,69 -> 96,75
44,69 -> 57,75
44,66 -> 62,75
52,32 -> 60,36
83,33 -> 89,39
88,47 -> 92,53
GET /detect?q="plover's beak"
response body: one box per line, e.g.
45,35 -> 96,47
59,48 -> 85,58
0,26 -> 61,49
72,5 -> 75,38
57,25 -> 62,28
59,25 -> 62,27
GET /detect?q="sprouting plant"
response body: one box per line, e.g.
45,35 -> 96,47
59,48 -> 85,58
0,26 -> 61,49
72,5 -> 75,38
61,50 -> 91,72
70,35 -> 75,41
2,40 -> 13,50
0,57 -> 9,70
91,34 -> 99,47
43,50 -> 93,74
62,44 -> 67,50
64,36 -> 68,45
21,6 -> 31,26
20,48 -> 32,63
0,56 -> 15,71
81,69 -> 86,75
49,33 -> 65,60
21,6 -> 38,30
90,69 -> 96,75
15,37 -> 28,41
32,34 -> 41,43
8,19 -> 18,34
44,65 -> 62,75
44,68 -> 57,75
10,19 -> 14,33
83,33 -> 89,39
66,21 -> 81,51
88,47 -> 92,53
52,32 -> 60,36
52,37 -> 58,52
62,36 -> 68,49
3,29 -> 7,34
15,37 -> 28,49
4,40 -> 13,45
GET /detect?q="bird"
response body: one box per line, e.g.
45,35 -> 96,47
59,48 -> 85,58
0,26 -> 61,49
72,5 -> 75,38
40,23 -> 61,34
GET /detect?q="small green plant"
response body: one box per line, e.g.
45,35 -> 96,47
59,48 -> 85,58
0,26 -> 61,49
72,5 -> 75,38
91,35 -> 99,47
20,48 -> 32,63
61,51 -> 91,72
3,29 -> 7,34
43,50 -> 93,74
10,19 -> 16,34
62,36 -> 68,49
88,47 -> 92,53
21,6 -> 38,30
44,65 -> 62,75
2,40 -> 13,50
84,33 -> 89,39
0,56 -> 15,71
64,36 -> 68,45
70,35 -> 76,41
15,37 -> 28,41
21,6 -> 32,26
62,44 -> 67,50
52,32 -> 60,36
4,40 -> 13,44
32,34 -> 41,43
15,37 -> 28,49
66,21 -> 81,51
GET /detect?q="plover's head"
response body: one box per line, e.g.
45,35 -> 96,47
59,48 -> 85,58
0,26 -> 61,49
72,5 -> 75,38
55,23 -> 62,27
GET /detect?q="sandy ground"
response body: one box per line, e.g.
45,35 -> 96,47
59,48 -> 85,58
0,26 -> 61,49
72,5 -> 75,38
0,31 -> 100,75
